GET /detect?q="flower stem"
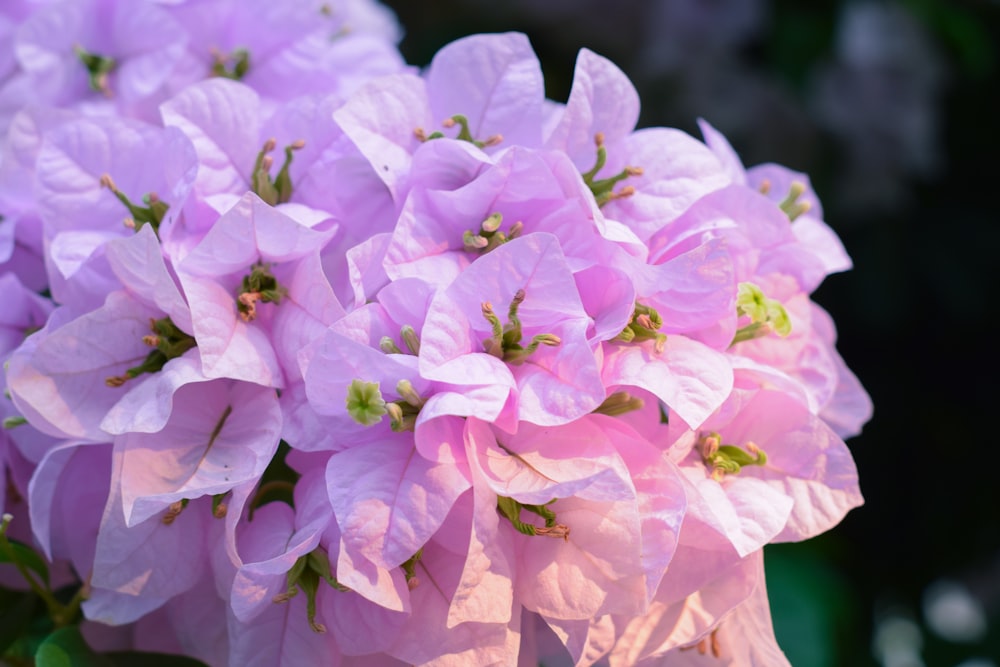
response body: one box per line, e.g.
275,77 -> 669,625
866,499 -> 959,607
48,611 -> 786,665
0,514 -> 63,621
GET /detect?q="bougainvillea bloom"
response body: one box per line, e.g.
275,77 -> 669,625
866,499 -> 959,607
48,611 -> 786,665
0,9 -> 869,666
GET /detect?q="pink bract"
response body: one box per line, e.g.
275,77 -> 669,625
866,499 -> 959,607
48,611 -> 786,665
0,14 -> 870,666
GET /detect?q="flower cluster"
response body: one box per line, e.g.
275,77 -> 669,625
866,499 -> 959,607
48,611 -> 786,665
1,2 -> 872,665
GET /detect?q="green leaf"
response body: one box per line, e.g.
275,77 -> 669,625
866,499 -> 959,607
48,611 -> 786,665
35,626 -> 113,667
0,588 -> 38,655
105,651 -> 212,667
0,537 -> 50,587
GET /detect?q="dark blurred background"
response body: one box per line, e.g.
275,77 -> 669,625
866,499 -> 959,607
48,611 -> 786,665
380,1 -> 1000,665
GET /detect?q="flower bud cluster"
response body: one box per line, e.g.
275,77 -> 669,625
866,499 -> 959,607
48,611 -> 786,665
0,5 -> 871,665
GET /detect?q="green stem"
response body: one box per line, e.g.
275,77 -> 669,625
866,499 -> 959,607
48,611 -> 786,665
0,516 -> 62,620
52,578 -> 89,628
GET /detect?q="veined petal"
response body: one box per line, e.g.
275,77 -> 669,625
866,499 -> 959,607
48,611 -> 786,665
106,225 -> 192,333
119,380 -> 280,526
426,32 -> 544,149
326,437 -> 470,570
333,72 -> 430,199
6,291 -> 162,440
227,590 -> 343,667
466,417 -> 634,506
601,335 -> 733,430
160,78 -> 260,197
546,48 -> 639,168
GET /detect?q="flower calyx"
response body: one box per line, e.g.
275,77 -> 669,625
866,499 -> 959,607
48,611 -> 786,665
497,496 -> 569,540
251,137 -> 305,206
698,432 -> 768,482
463,212 -> 523,254
414,114 -> 503,149
273,547 -> 349,634
614,302 -> 667,352
100,174 -> 169,236
346,379 -> 387,426
105,316 -> 196,387
345,379 -> 426,432
237,261 -> 287,322
730,282 -> 791,346
581,132 -> 643,207
210,48 -> 250,81
384,379 -> 425,432
481,289 -> 561,365
74,45 -> 115,97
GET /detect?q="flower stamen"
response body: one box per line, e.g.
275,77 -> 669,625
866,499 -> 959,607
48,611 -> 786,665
380,325 -> 424,356
251,138 -> 305,205
777,181 -> 811,221
698,432 -> 768,481
497,496 -> 570,541
593,391 -> 644,417
273,548 -> 348,633
74,45 -> 115,97
416,115 -> 503,148
581,133 -> 643,207
237,262 -> 287,322
614,302 -> 667,352
441,114 -> 503,149
401,548 -> 423,590
481,290 -> 560,364
463,212 -> 522,254
210,48 -> 250,80
162,499 -> 188,525
100,174 -> 169,236
105,317 -> 196,387
679,628 -> 722,657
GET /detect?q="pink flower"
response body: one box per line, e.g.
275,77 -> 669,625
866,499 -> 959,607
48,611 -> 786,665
6,226 -> 193,440
14,0 -> 189,118
672,377 -> 863,554
333,32 -> 545,203
176,191 -> 336,388
420,233 -> 605,426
